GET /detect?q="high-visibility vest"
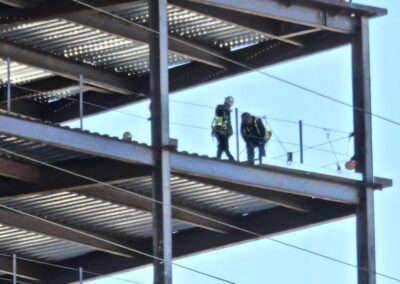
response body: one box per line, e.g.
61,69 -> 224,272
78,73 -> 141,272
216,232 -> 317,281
215,115 -> 229,129
254,118 -> 271,141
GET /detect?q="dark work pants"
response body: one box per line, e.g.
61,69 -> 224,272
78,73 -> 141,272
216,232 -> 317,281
216,134 -> 234,160
246,141 -> 266,165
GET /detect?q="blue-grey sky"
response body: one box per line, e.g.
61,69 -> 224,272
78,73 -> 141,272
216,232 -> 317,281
72,1 -> 400,283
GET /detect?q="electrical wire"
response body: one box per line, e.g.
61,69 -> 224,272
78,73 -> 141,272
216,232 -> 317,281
0,147 -> 399,283
324,129 -> 342,172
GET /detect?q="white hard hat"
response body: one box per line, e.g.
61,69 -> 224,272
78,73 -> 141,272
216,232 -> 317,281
225,96 -> 234,106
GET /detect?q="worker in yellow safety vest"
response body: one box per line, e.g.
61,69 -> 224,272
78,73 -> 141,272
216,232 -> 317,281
241,112 -> 271,165
212,97 -> 235,161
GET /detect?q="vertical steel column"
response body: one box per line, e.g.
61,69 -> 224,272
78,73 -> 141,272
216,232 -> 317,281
299,120 -> 303,164
7,58 -> 11,112
79,267 -> 83,284
79,74 -> 84,130
352,17 -> 375,284
12,254 -> 16,284
148,1 -> 172,283
235,108 -> 240,161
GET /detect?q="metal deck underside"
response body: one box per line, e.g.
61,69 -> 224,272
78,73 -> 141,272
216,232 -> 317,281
0,110 -> 391,283
0,0 -> 387,123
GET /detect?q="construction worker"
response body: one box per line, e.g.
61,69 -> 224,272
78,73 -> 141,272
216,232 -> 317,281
122,131 -> 132,141
212,96 -> 235,161
241,112 -> 271,165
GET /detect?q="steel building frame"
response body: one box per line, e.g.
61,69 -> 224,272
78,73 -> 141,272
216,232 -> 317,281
0,1 -> 390,283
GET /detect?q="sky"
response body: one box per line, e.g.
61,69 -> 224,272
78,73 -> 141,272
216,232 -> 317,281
67,0 -> 400,283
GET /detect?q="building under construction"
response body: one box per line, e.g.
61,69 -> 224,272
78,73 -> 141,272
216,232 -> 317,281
0,0 -> 392,283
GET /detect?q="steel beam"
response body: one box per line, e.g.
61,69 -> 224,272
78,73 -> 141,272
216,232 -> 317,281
297,0 -> 387,17
149,0 -> 173,282
64,12 -> 225,69
0,40 -> 138,95
280,27 -> 321,39
0,0 -> 136,23
0,157 -> 40,183
170,153 -> 360,204
0,111 -> 154,166
169,0 -> 304,47
188,0 -> 359,33
0,111 -> 365,204
177,174 -> 313,212
0,111 -> 390,206
352,17 -> 376,284
0,206 -> 135,257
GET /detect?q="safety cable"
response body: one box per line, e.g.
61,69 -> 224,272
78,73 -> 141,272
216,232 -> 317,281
262,116 -> 287,155
7,84 -> 352,137
0,147 -> 399,283
3,85 -> 352,177
170,99 -> 352,135
8,85 -> 349,161
272,135 -> 349,160
324,128 -> 342,172
322,159 -> 350,169
70,0 -> 400,129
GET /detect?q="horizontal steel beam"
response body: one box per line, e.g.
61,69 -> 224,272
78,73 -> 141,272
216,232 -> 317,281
0,111 -> 154,165
0,157 -> 40,183
65,12 -> 226,69
0,40 -> 138,95
0,206 -> 135,257
0,0 -> 136,23
177,174 -> 313,212
0,113 -> 390,205
169,0 -> 304,47
299,0 -> 387,17
170,153 -> 360,204
188,0 -> 360,33
0,113 -> 356,203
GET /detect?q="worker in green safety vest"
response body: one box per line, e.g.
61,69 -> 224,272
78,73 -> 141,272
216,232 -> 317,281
241,112 -> 271,165
212,96 -> 235,161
